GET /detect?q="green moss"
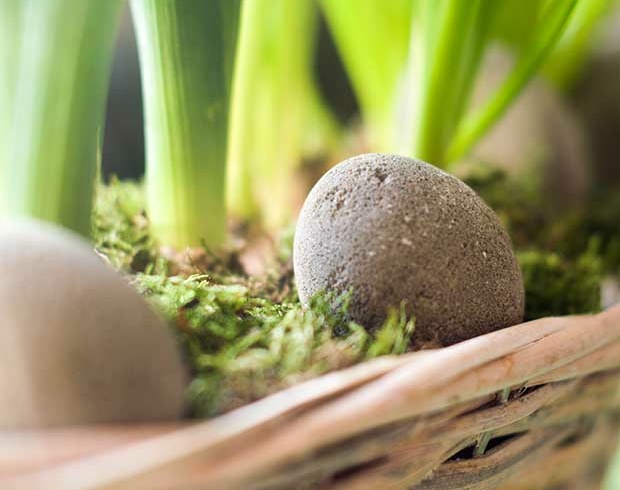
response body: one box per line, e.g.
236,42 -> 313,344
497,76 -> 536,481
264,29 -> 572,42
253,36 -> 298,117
519,248 -> 602,321
462,162 -> 620,274
93,178 -> 160,273
551,190 -> 620,273
134,274 -> 414,416
461,162 -> 606,320
460,161 -> 548,247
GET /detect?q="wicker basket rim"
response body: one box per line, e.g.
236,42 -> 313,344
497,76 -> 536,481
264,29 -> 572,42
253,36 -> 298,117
4,306 -> 620,490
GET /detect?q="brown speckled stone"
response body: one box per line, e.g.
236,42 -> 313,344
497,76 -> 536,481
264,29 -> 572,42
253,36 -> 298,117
293,153 -> 524,345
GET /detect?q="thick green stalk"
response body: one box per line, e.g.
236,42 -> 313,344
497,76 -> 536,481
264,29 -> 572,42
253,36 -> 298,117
227,0 -> 337,229
446,0 -> 580,162
320,0 -> 412,151
3,0 -> 121,236
131,0 -> 241,248
407,0 -> 498,164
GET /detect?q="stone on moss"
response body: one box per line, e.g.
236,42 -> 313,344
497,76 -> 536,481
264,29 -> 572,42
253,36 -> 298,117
294,153 -> 524,345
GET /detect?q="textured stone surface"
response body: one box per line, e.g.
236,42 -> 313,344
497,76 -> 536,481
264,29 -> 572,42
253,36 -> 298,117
294,153 -> 524,345
0,220 -> 187,428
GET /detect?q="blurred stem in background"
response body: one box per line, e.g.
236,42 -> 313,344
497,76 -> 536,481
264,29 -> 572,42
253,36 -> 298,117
443,0 -> 580,163
1,0 -> 121,237
227,0 -> 338,230
541,0 -> 612,89
320,0 -> 412,152
320,0 -> 580,168
131,0 -> 241,249
0,1 -> 22,215
405,0 -> 499,165
491,0 -> 613,91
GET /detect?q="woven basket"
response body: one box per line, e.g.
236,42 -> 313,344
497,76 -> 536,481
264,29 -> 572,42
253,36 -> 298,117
3,306 -> 620,490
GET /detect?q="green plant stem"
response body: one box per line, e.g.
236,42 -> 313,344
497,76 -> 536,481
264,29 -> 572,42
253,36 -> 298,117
0,1 -> 23,214
320,0 -> 412,151
407,0 -> 498,165
490,0 -> 611,90
446,0 -> 580,162
131,0 -> 241,248
227,0 -> 337,229
544,0 -> 612,89
3,0 -> 121,236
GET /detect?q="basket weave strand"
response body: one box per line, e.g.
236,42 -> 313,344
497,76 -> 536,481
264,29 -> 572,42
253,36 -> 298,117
3,306 -> 620,490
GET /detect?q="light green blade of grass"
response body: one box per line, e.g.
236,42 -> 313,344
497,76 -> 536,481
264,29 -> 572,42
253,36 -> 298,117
131,0 -> 241,249
406,0 -> 499,165
3,0 -> 122,236
490,0 -> 550,50
544,0 -> 613,89
491,0 -> 612,90
227,0 -> 339,230
320,0 -> 413,151
446,0 -> 580,163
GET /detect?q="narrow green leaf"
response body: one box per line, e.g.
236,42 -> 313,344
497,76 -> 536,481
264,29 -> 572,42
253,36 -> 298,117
446,0 -> 580,162
544,0 -> 613,89
407,0 -> 499,164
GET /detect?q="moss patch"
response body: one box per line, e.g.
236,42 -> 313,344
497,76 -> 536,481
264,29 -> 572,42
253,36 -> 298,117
93,177 -> 160,273
459,161 -> 545,246
518,248 -> 602,321
550,191 -> 620,273
462,161 -> 620,275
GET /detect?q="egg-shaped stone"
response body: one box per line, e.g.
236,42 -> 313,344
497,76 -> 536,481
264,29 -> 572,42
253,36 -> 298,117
293,153 -> 524,345
0,219 -> 187,428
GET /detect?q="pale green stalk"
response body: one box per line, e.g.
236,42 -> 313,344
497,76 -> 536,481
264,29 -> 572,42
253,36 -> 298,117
446,0 -> 580,162
406,0 -> 498,164
320,0 -> 413,151
490,0 -> 612,89
3,0 -> 121,236
131,0 -> 241,248
0,1 -> 23,214
544,0 -> 613,89
227,0 -> 337,229
490,0 -> 549,50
